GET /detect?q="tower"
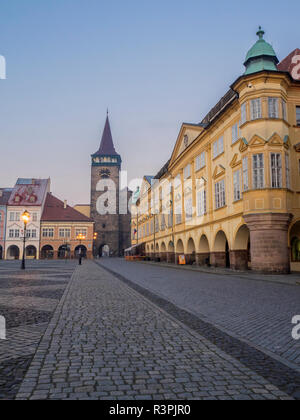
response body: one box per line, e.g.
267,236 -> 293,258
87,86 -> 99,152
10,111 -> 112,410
90,114 -> 122,257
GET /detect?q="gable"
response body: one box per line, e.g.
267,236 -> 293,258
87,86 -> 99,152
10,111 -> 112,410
170,124 -> 204,166
213,165 -> 226,180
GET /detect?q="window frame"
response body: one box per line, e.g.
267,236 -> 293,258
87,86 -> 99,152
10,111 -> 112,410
270,153 -> 282,189
215,179 -> 226,209
268,97 -> 279,119
250,98 -> 262,120
253,153 -> 265,189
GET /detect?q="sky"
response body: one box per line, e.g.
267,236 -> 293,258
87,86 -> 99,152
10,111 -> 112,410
0,0 -> 299,205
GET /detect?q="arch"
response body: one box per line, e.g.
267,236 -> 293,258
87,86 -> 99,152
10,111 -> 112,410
198,234 -> 210,266
98,244 -> 110,257
41,245 -> 54,260
146,244 -> 150,252
186,238 -> 196,265
25,245 -> 37,259
155,243 -> 159,252
187,238 -> 196,254
289,221 -> 300,264
232,224 -> 251,270
199,235 -> 210,253
75,245 -> 87,258
161,242 -> 167,253
212,230 -> 230,268
7,245 -> 20,260
233,225 -> 250,250
58,245 -> 70,259
151,244 -> 154,251
0,245 -> 3,260
176,239 -> 184,254
168,241 -> 175,253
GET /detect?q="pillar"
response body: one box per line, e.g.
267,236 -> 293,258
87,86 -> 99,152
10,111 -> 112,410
244,213 -> 292,274
210,252 -> 226,268
230,250 -> 248,271
196,253 -> 210,266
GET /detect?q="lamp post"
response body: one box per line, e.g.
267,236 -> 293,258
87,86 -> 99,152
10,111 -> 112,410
93,232 -> 98,258
76,233 -> 86,265
21,210 -> 30,270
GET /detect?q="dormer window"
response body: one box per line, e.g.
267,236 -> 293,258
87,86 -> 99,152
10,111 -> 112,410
29,194 -> 37,203
14,195 -> 21,203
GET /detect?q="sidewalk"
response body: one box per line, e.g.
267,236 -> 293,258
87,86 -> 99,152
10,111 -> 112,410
16,262 -> 293,400
137,260 -> 300,287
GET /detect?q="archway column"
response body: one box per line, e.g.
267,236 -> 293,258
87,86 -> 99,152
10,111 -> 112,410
196,252 -> 210,266
244,213 -> 292,274
166,252 -> 175,264
230,250 -> 249,270
211,252 -> 227,267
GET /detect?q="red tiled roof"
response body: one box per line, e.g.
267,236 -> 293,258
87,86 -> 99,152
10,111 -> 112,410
277,49 -> 300,80
41,194 -> 93,222
0,190 -> 12,206
8,179 -> 49,207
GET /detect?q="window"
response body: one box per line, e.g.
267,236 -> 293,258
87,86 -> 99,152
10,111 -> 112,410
250,99 -> 262,120
75,229 -> 87,237
168,212 -> 173,228
42,228 -> 54,238
232,123 -> 239,144
197,189 -> 207,217
215,180 -> 226,209
59,228 -> 71,238
268,98 -> 279,119
213,136 -> 224,159
32,213 -> 38,222
241,103 -> 247,125
175,204 -> 182,225
296,106 -> 300,126
253,154 -> 264,189
270,153 -> 282,189
9,212 -> 15,222
282,100 -> 287,121
184,197 -> 193,221
174,175 -> 181,189
242,157 -> 249,191
285,154 -> 290,189
184,164 -> 191,179
195,152 -> 205,171
233,170 -> 241,201
9,229 -> 20,238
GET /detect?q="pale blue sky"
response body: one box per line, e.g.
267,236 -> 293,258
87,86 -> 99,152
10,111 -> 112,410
0,0 -> 299,204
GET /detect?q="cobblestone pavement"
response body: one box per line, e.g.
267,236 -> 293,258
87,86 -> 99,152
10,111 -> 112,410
0,260 -> 76,399
16,262 -> 297,400
98,259 -> 300,369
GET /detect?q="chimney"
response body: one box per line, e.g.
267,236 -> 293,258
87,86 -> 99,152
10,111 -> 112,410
64,200 -> 67,209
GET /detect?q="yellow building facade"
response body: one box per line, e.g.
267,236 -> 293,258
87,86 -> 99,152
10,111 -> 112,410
131,29 -> 300,273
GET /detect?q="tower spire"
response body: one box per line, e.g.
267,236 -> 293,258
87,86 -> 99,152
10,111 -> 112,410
95,113 -> 119,156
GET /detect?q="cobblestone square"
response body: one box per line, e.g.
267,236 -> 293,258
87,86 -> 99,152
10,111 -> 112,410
0,259 -> 299,400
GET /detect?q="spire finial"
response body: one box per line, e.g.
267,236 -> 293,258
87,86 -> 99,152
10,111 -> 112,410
107,108 -> 109,117
257,26 -> 265,40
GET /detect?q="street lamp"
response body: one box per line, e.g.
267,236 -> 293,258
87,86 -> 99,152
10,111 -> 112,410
76,233 -> 86,265
21,210 -> 30,270
93,232 -> 98,258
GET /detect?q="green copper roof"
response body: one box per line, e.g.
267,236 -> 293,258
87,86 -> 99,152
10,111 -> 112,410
244,27 -> 279,75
